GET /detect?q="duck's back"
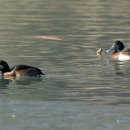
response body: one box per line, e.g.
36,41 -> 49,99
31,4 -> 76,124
11,65 -> 44,76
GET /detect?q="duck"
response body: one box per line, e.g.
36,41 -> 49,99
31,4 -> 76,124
0,60 -> 44,77
106,41 -> 130,61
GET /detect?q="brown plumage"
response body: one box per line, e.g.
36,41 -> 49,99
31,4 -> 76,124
0,60 -> 44,77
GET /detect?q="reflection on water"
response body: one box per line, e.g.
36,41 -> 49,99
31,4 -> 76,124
4,76 -> 43,85
112,61 -> 130,75
0,0 -> 130,129
0,78 -> 10,88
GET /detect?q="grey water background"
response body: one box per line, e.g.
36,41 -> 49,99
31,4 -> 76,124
0,0 -> 130,130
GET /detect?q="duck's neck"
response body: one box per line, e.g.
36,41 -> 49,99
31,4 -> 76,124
2,65 -> 10,73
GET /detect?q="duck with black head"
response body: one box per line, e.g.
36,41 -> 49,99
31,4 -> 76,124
106,41 -> 130,61
0,60 -> 44,77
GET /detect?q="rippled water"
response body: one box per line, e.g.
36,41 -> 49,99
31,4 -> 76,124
0,0 -> 130,129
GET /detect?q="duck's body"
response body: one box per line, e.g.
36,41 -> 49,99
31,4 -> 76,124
106,41 -> 130,61
0,60 -> 44,77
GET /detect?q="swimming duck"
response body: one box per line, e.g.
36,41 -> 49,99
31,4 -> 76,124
0,60 -> 44,77
106,41 -> 130,61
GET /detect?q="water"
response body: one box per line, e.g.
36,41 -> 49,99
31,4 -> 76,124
0,0 -> 130,129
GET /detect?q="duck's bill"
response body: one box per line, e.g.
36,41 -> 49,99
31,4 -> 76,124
106,44 -> 115,52
106,47 -> 113,52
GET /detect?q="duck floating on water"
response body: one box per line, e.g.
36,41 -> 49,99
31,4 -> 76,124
0,60 -> 44,77
106,41 -> 130,61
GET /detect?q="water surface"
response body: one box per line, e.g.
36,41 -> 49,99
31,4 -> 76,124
0,0 -> 130,130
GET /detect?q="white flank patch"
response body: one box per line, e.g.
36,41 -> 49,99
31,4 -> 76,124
118,53 -> 130,61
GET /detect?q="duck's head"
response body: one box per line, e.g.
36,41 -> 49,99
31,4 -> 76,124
106,41 -> 125,52
0,60 -> 10,73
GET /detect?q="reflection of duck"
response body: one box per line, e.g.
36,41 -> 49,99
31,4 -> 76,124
0,78 -> 10,88
0,76 -> 43,87
0,60 -> 44,78
8,76 -> 43,85
112,61 -> 127,75
106,41 -> 130,61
